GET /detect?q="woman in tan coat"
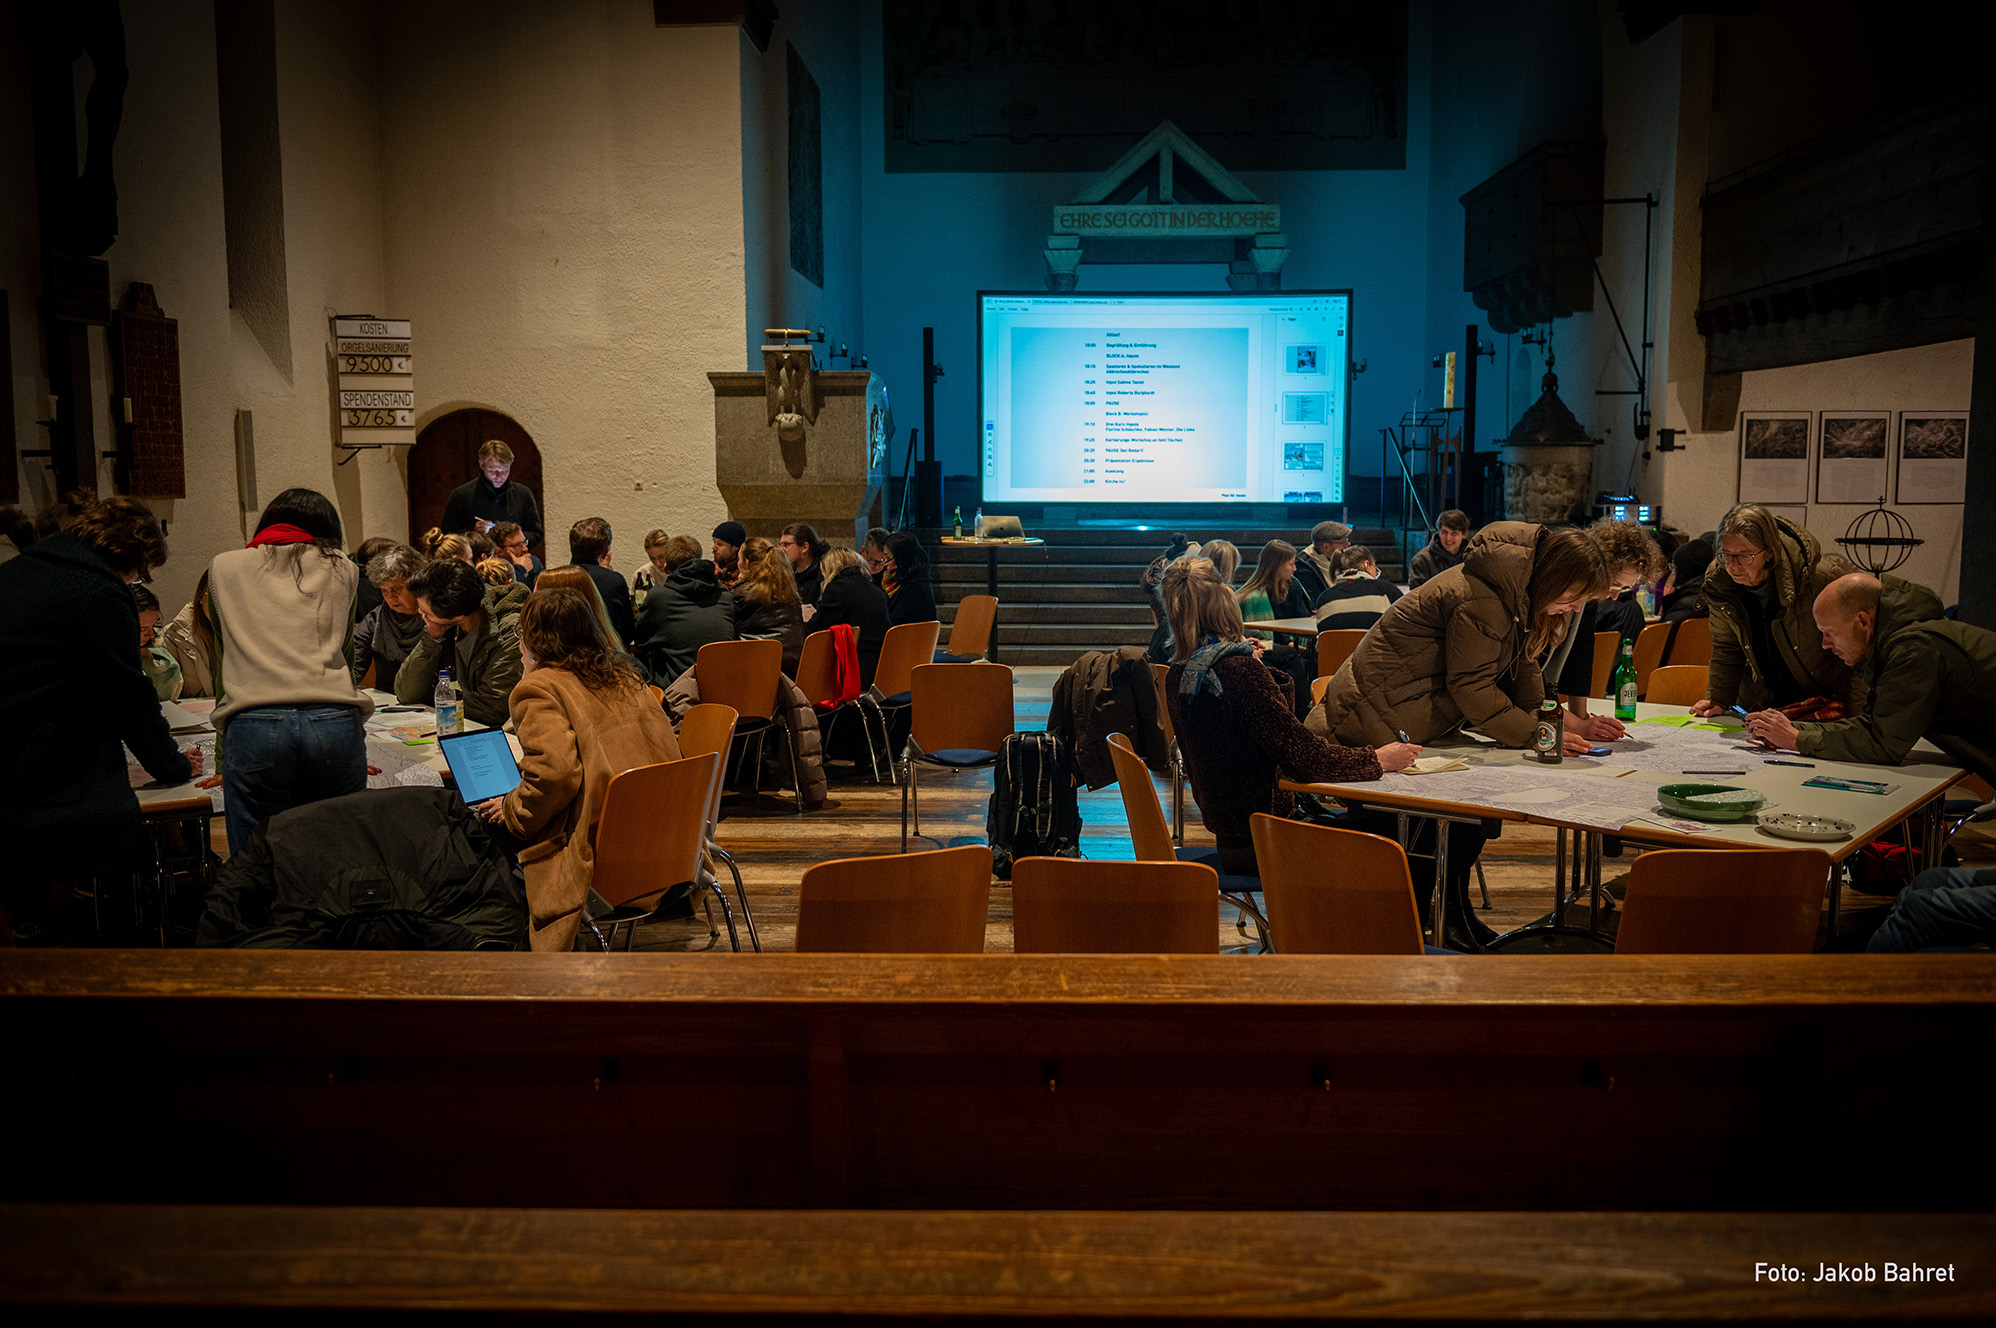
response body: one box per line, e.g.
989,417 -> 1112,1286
1313,522 -> 1608,750
473,586 -> 681,951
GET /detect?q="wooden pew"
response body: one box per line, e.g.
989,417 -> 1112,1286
3,1204 -> 1989,1317
6,952 -> 1994,1213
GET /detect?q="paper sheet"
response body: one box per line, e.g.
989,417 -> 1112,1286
128,731 -> 441,813
1404,756 -> 1470,774
1589,722 -> 1768,776
1354,764 -> 1670,830
159,700 -> 213,733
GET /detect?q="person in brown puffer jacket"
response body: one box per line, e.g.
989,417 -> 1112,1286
1689,505 -> 1858,718
1311,522 -> 1608,750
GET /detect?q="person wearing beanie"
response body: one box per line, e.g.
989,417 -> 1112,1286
712,520 -> 747,589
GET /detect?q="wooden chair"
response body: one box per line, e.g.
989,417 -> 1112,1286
1587,631 -> 1621,699
1310,675 -> 1332,705
1315,629 -> 1366,679
1614,848 -> 1831,954
586,751 -> 723,951
903,662 -> 1014,851
1645,665 -> 1709,708
796,629 -> 885,783
675,703 -> 755,951
940,594 -> 997,661
866,620 -> 943,783
1148,663 -> 1186,845
1012,857 -> 1218,953
1108,732 -> 1268,951
1249,813 -> 1428,954
1631,622 -> 1670,697
647,684 -> 665,707
1665,615 -> 1712,667
695,638 -> 804,813
795,844 -> 991,953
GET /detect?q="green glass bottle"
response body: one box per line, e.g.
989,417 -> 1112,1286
1612,637 -> 1638,721
952,506 -> 963,538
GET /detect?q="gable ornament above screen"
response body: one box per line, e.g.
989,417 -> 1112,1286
1043,122 -> 1288,293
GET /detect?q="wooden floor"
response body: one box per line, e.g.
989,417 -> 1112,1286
623,666 -> 1958,955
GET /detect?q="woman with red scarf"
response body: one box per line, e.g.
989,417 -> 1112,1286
207,489 -> 375,852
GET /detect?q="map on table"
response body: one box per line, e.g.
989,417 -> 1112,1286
1351,763 -> 1679,832
126,732 -> 442,812
1588,720 -> 1769,777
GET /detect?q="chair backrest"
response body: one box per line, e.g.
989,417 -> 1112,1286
1309,675 -> 1332,705
795,844 -> 992,952
695,638 -> 782,721
676,703 -> 740,833
873,621 -> 942,697
1106,733 -> 1173,862
1666,616 -> 1713,667
1149,663 -> 1176,744
1012,857 -> 1218,953
591,751 -> 722,910
1249,813 -> 1425,954
795,630 -> 837,706
910,662 -> 1013,755
1631,621 -> 1670,697
1645,665 -> 1709,708
944,594 -> 998,658
1588,631 -> 1621,699
1614,848 -> 1830,954
647,684 -> 665,706
1316,629 -> 1367,679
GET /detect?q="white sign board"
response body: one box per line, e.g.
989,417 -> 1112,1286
332,317 -> 415,445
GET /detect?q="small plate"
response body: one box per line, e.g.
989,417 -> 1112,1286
1757,811 -> 1856,842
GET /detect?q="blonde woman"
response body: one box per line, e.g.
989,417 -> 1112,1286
732,535 -> 807,675
1161,557 -> 1416,879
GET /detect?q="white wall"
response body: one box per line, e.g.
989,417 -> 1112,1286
380,0 -> 747,566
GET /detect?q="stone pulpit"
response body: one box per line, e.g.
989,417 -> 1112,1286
710,331 -> 891,547
1498,352 -> 1601,525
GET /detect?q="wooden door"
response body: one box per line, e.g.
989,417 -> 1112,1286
409,409 -> 546,558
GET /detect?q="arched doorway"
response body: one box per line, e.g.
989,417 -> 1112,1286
409,409 -> 547,559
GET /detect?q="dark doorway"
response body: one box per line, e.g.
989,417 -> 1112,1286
409,408 -> 546,559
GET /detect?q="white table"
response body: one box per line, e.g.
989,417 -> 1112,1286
1283,701 -> 1968,945
1241,617 -> 1320,638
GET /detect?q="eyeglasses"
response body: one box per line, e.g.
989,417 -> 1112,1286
1720,549 -> 1763,567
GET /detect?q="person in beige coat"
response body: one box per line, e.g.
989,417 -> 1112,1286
473,585 -> 682,951
1312,522 -> 1608,750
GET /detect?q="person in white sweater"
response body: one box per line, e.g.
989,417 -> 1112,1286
207,488 -> 375,852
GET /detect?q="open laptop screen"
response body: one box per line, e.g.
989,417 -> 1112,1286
438,728 -> 522,805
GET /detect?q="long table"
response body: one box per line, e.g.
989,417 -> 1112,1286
1283,702 -> 1967,945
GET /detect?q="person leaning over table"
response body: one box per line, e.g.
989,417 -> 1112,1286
470,586 -> 682,952
348,535 -> 397,624
1541,518 -> 1667,731
395,556 -> 525,729
1309,523 -> 1606,948
1688,504 -> 1857,721
1162,556 -> 1419,880
351,544 -> 429,687
206,488 -> 375,855
0,495 -> 202,931
1745,572 -> 1996,776
159,570 -> 217,698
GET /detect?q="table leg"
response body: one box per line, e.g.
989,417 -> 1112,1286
1585,831 -> 1601,935
985,548 -> 999,662
1433,819 -> 1451,945
1554,828 -> 1567,920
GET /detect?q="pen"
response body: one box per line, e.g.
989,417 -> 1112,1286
1397,730 -> 1410,743
1765,759 -> 1815,767
1682,769 -> 1747,775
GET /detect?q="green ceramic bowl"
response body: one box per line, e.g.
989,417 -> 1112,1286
1657,782 -> 1768,823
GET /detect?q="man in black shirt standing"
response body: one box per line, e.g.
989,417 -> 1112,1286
442,440 -> 543,550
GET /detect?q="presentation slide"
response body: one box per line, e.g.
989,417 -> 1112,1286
979,292 -> 1349,504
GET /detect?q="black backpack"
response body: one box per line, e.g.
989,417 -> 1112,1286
986,732 -> 1083,880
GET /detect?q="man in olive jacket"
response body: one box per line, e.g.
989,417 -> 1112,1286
395,561 -> 526,729
1748,573 -> 1996,778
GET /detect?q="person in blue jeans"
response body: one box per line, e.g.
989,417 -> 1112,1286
1867,866 -> 1996,952
207,489 -> 375,852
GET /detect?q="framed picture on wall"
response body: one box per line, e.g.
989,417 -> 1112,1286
1895,411 -> 1968,504
1738,412 -> 1811,505
1815,412 -> 1891,505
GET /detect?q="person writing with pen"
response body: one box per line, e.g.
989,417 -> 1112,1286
1742,571 -> 1996,778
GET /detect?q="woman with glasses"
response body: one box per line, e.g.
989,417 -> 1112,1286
1688,504 -> 1855,719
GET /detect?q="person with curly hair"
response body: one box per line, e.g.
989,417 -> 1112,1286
1542,518 -> 1669,727
471,586 -> 682,951
1,495 -> 202,927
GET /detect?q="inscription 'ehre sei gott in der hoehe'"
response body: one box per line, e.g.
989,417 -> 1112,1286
332,317 -> 415,443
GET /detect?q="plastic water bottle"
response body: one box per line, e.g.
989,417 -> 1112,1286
434,668 -> 461,734
973,506 -> 983,538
